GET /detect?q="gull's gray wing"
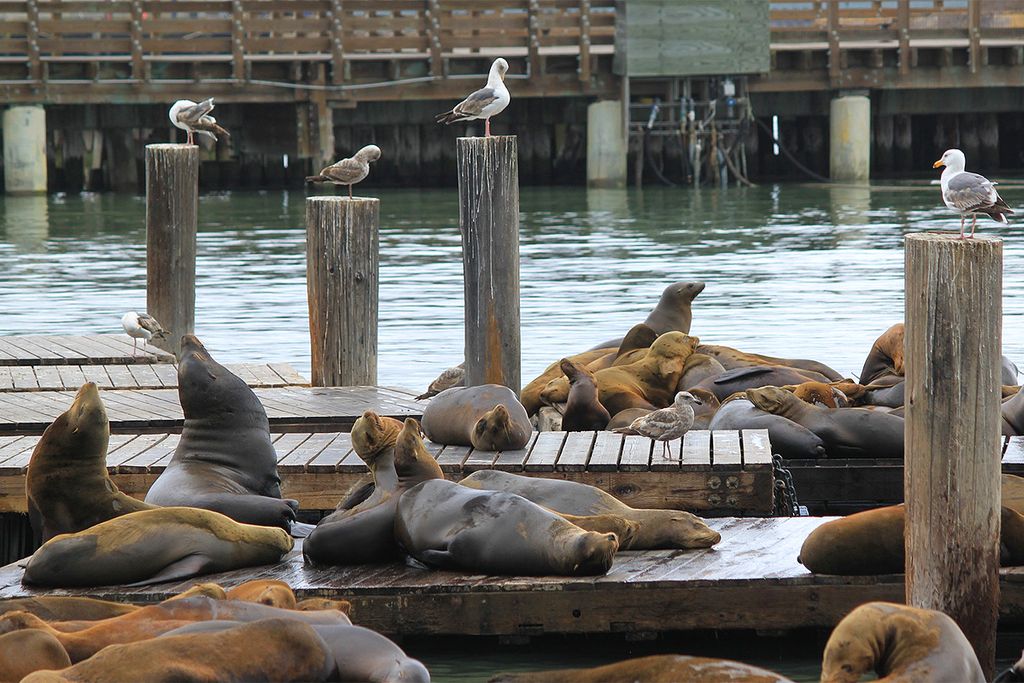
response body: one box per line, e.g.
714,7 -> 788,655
946,172 -> 998,211
322,157 -> 367,184
176,98 -> 216,126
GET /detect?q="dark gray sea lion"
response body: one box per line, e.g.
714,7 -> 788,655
1004,388 -> 1024,436
488,655 -> 795,683
21,507 -> 293,588
747,386 -> 903,459
708,397 -> 826,460
459,469 -> 720,549
144,335 -> 298,530
676,353 -> 726,391
421,384 -> 533,450
395,479 -> 622,576
697,344 -> 843,382
304,416 -> 443,567
26,382 -> 154,544
691,364 -> 830,403
590,281 -> 705,350
559,359 -> 610,431
861,380 -> 905,408
606,407 -> 651,430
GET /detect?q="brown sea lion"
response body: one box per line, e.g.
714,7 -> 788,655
559,359 -> 611,431
395,479 -> 621,576
821,602 -> 984,683
20,618 -> 334,683
1004,388 -> 1024,436
785,381 -> 849,408
607,407 -> 652,430
304,417 -> 443,567
590,281 -> 705,349
677,353 -> 726,391
26,382 -> 154,544
696,344 -> 843,381
22,507 -> 293,588
707,397 -> 826,460
1004,474 -> 1024,515
421,384 -> 533,451
692,365 -> 831,403
689,388 -> 720,429
521,348 -> 612,416
145,335 -> 298,530
589,332 -> 700,416
225,580 -> 296,609
0,596 -> 137,623
459,469 -> 720,549
746,386 -> 903,459
296,598 -> 353,614
489,654 -> 794,683
0,629 -> 71,683
860,322 -> 905,385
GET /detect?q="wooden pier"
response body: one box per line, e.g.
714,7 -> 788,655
0,335 -> 172,366
0,362 -> 307,392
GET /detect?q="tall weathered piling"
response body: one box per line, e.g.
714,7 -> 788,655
457,136 -> 521,392
145,143 -> 198,356
306,196 -> 379,387
904,232 -> 1002,677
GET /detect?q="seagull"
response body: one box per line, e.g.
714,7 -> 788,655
305,145 -> 381,199
435,58 -> 510,138
169,98 -> 231,146
934,148 -> 1013,239
415,365 -> 465,400
613,391 -> 702,460
121,312 -> 169,355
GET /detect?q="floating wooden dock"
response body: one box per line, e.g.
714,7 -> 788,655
0,335 -> 173,366
0,363 -> 307,392
4,517 -> 1024,637
0,429 -> 775,515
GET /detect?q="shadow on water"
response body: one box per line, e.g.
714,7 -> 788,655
2,183 -> 1023,389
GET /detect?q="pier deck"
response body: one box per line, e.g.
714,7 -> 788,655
5,517 -> 1024,637
0,429 -> 775,515
0,363 -> 307,392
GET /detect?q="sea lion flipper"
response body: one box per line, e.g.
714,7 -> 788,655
404,554 -> 436,571
124,554 -> 213,587
713,366 -> 772,383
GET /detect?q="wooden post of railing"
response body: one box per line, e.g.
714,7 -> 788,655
330,0 -> 345,85
427,0 -> 443,78
26,0 -> 41,82
306,196 -> 379,387
826,0 -> 841,84
897,0 -> 911,75
905,232 -> 1002,679
146,144 -> 198,356
231,0 -> 246,81
526,0 -> 541,79
457,136 -> 520,391
578,0 -> 591,82
968,0 -> 982,73
130,0 -> 145,81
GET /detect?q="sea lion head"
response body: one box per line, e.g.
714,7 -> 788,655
746,386 -> 799,415
570,532 -> 619,576
787,381 -> 848,409
50,382 -> 109,457
559,358 -> 595,386
660,511 -> 722,549
356,144 -> 382,162
472,404 -> 515,452
661,281 -> 705,305
176,335 -> 263,419
68,382 -> 106,431
394,418 -> 443,483
351,410 -> 403,464
0,610 -> 50,635
617,324 -> 658,355
648,332 -> 700,375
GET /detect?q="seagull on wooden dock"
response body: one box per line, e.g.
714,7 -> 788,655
934,148 -> 1013,239
121,312 -> 168,355
613,391 -> 702,460
435,58 -> 510,138
169,98 -> 231,146
305,145 -> 382,199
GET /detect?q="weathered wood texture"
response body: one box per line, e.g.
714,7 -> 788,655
457,136 -> 521,392
306,197 -> 379,387
0,428 -> 774,515
0,363 -> 306,392
0,335 -> 173,366
0,386 -> 421,436
145,144 -> 197,357
905,232 -> 1002,676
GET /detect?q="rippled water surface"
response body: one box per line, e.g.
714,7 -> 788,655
3,182 -> 1024,391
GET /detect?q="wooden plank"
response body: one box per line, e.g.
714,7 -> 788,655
680,430 -> 712,470
712,431 -> 742,470
307,433 -> 353,473
1004,436 -> 1024,467
31,366 -> 61,390
277,433 -> 338,470
588,431 -> 621,471
108,433 -> 169,470
524,431 -> 564,472
619,434 -> 652,472
742,429 -> 773,470
491,432 -> 537,472
272,433 -> 313,470
436,445 -> 471,473
556,431 -> 594,471
80,366 -> 113,389
462,447 -> 497,472
55,365 -> 88,391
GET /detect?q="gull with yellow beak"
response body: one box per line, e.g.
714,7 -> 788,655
933,148 -> 1013,239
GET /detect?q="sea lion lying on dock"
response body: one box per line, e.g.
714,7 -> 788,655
0,630 -> 71,683
676,353 -> 726,391
145,335 -> 298,531
690,364 -> 831,403
225,579 -> 296,609
21,507 -> 293,588
0,596 -> 137,623
708,397 -> 825,460
459,469 -> 720,549
421,384 -> 533,451
821,602 -> 984,683
26,382 -> 154,544
521,348 -> 613,416
696,343 -> 843,382
785,381 -> 849,409
488,654 -> 794,683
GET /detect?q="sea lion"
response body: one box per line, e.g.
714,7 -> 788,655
521,348 -> 612,416
20,618 -> 335,683
606,407 -> 651,430
296,598 -> 353,614
395,479 -> 621,576
304,416 -> 443,566
225,580 -> 296,609
798,504 -> 1024,575
0,630 -> 71,683
145,335 -> 298,530
26,382 -> 154,544
590,281 -> 705,349
559,359 -> 611,431
861,380 -> 906,408
459,469 -> 720,549
785,381 -> 849,409
708,398 -> 825,460
691,365 -> 831,403
488,654 -> 794,683
689,388 -> 720,429
746,386 -> 904,459
588,332 -> 700,416
1003,387 -> 1024,436
1004,474 -> 1024,515
821,602 -> 985,683
860,323 -> 905,385
676,353 -> 726,391
22,507 -> 293,588
696,344 -> 843,382
421,384 -> 533,451
0,596 -> 137,622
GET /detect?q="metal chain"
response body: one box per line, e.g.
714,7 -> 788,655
772,454 -> 801,517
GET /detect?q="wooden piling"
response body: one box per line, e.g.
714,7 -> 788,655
145,143 -> 198,356
306,196 -> 379,387
905,232 -> 1002,677
456,136 -> 520,392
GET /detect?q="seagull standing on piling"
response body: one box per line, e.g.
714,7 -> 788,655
305,145 -> 382,199
933,148 -> 1013,239
169,98 -> 231,146
613,391 -> 702,460
121,312 -> 169,355
435,58 -> 510,138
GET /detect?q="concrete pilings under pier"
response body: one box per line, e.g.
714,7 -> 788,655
3,106 -> 46,194
829,94 -> 871,182
586,100 -> 627,188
